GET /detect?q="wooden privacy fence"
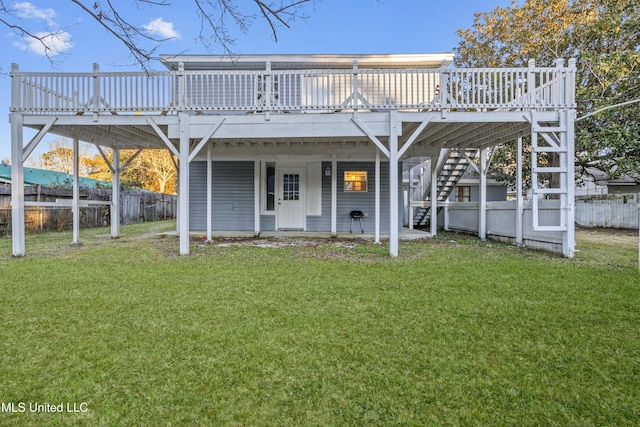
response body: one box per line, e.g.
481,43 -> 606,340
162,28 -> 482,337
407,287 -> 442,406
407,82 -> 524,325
0,184 -> 176,234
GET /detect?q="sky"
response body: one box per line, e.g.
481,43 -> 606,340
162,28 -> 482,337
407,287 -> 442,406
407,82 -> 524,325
0,0 -> 515,162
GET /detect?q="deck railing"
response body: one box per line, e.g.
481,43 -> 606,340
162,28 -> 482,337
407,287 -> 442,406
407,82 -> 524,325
10,60 -> 576,114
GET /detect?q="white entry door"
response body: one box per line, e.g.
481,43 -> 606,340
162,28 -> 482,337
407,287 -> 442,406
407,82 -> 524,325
277,168 -> 305,230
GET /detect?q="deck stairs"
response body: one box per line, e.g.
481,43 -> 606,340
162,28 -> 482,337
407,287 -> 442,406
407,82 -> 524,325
413,149 -> 477,227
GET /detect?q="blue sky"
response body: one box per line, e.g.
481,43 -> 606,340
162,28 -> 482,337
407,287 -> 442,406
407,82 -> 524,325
0,0 -> 514,161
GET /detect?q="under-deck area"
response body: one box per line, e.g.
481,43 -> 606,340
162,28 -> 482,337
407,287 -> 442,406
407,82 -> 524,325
8,54 -> 577,257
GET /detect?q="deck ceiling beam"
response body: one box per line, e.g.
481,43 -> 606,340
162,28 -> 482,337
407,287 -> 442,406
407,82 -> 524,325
147,117 -> 180,157
22,117 -> 57,162
351,117 -> 390,158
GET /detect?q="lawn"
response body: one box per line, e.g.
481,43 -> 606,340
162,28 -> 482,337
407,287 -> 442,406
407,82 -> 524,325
0,222 -> 638,426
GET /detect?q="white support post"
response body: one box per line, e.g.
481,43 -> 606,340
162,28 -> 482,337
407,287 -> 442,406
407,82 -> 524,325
10,112 -> 25,257
71,137 -> 81,246
430,156 -> 438,237
515,137 -> 524,246
408,165 -> 414,231
389,110 -> 399,257
479,147 -> 488,241
444,202 -> 450,231
564,109 -> 576,258
206,145 -> 212,241
111,148 -> 120,238
375,150 -> 380,244
178,112 -> 190,255
254,160 -> 261,237
331,155 -> 337,237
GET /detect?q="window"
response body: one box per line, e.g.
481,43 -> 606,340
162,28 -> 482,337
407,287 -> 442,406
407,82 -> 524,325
282,174 -> 300,200
265,162 -> 275,211
344,171 -> 368,192
455,186 -> 470,202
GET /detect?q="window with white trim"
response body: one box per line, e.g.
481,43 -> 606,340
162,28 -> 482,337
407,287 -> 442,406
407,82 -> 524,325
455,186 -> 470,202
344,171 -> 368,192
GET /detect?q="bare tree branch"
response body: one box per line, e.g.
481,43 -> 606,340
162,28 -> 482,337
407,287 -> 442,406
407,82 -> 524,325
1,0 -> 312,69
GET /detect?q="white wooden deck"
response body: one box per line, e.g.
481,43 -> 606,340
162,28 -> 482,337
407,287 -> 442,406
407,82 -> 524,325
8,57 -> 577,258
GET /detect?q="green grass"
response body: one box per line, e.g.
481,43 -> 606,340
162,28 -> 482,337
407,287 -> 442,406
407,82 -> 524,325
0,222 -> 639,426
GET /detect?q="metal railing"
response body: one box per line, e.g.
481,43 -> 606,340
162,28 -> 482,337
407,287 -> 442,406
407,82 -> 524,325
10,59 -> 576,114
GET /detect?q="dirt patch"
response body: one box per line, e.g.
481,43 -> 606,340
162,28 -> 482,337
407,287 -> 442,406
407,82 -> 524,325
193,235 -> 370,249
576,225 -> 639,247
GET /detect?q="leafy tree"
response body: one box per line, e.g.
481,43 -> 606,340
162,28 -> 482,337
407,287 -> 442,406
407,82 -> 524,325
28,138 -> 98,177
1,0 -> 311,68
85,148 -> 177,194
455,0 -> 640,187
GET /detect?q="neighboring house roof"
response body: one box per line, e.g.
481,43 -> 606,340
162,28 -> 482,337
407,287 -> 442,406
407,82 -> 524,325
585,167 -> 640,187
0,164 -> 111,189
160,53 -> 455,71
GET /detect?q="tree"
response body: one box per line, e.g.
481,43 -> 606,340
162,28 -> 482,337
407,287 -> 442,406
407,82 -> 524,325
135,150 -> 177,194
28,138 -> 99,177
84,148 -> 177,194
455,0 -> 640,186
0,0 -> 311,68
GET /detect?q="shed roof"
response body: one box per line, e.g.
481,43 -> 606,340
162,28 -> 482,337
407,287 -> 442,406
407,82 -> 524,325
0,164 -> 111,188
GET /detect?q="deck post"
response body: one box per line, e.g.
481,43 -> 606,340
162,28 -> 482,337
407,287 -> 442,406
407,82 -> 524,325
111,148 -> 120,238
254,160 -> 261,236
389,110 -> 399,257
408,165 -> 414,230
563,108 -> 576,258
178,112 -> 190,255
430,156 -> 438,236
479,147 -> 487,241
10,111 -> 25,257
71,137 -> 81,246
515,137 -> 524,246
331,155 -> 337,237
207,144 -> 213,241
374,150 -> 380,244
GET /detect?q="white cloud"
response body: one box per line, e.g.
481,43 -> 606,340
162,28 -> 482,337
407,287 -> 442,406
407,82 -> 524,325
12,2 -> 57,26
143,18 -> 180,39
15,31 -> 74,56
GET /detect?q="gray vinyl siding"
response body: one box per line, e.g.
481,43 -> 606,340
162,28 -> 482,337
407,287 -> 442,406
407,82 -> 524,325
261,215 -> 276,231
182,73 -> 302,110
189,160 -> 401,233
189,161 -> 254,231
306,161 -> 401,233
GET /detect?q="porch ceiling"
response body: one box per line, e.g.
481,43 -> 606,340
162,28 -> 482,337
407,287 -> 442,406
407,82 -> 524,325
23,112 -> 531,158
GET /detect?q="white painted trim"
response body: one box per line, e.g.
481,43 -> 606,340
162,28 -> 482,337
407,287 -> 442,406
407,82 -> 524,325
516,137 -> 523,246
111,148 -> 120,238
479,147 -> 487,241
178,113 -> 190,255
351,117 -> 391,158
188,118 -> 225,163
207,145 -> 212,241
430,156 -> 438,236
375,150 -> 380,244
389,110 -> 399,257
22,118 -> 56,163
147,117 -> 180,158
10,113 -> 25,256
254,160 -> 261,236
331,156 -> 337,236
72,137 -> 81,245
